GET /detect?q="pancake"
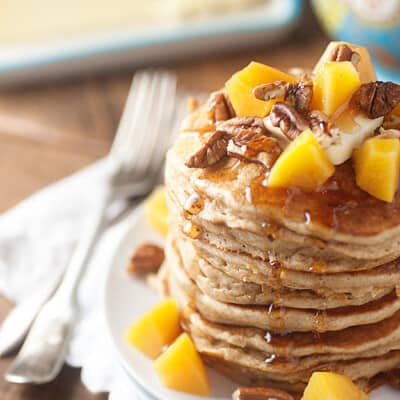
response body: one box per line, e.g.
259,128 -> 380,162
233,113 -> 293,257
161,83 -> 400,392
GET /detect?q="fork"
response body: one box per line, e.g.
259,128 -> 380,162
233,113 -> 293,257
4,70 -> 177,384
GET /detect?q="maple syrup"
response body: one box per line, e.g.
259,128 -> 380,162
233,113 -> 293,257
182,221 -> 202,239
184,192 -> 204,216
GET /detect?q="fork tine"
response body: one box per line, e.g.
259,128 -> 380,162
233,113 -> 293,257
144,73 -> 177,175
110,71 -> 151,158
123,70 -> 177,176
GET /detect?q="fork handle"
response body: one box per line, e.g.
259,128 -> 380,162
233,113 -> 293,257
54,190 -> 111,304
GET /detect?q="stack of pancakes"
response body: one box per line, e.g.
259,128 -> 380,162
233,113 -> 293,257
162,105 -> 400,392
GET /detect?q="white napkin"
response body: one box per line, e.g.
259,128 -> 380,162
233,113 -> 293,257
0,160 -> 146,399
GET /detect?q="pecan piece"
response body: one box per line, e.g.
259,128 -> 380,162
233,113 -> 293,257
269,102 -> 309,140
217,116 -> 267,137
309,110 -> 340,147
232,387 -> 294,400
329,44 -> 361,66
385,368 -> 400,389
253,80 -> 313,114
253,81 -> 288,101
350,81 -> 400,118
127,243 -> 164,276
286,79 -> 313,114
207,91 -> 234,122
227,134 -> 281,169
185,131 -> 229,168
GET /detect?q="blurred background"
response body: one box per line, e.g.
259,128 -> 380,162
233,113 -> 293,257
0,0 -> 399,398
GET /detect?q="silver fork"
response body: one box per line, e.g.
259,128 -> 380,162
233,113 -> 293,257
4,70 -> 177,384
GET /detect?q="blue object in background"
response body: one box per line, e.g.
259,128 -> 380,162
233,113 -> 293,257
311,0 -> 400,82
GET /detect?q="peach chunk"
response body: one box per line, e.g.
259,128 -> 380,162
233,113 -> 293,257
312,61 -> 361,116
125,298 -> 180,359
226,61 -> 296,118
302,372 -> 368,400
268,129 -> 335,191
154,333 -> 210,396
353,137 -> 400,202
313,41 -> 376,83
144,186 -> 169,237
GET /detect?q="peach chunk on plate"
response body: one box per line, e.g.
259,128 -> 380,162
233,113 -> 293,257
154,333 -> 210,396
226,61 -> 296,118
144,186 -> 169,237
268,129 -> 335,192
125,298 -> 180,358
302,372 -> 368,400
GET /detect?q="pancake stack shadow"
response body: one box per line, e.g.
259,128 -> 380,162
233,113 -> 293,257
161,106 -> 400,393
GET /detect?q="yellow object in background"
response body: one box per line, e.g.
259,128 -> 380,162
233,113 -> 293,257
0,0 -> 265,44
302,371 -> 368,400
312,61 -> 361,116
268,129 -> 335,192
125,298 -> 181,359
353,137 -> 400,203
144,187 -> 169,237
226,61 -> 297,118
154,333 -> 210,396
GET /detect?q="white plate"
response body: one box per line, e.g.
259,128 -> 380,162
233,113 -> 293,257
103,205 -> 399,400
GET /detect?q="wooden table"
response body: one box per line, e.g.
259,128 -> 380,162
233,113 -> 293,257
0,13 -> 328,399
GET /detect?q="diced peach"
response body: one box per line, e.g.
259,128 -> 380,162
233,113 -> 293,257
268,129 -> 335,191
302,372 -> 368,400
312,61 -> 361,115
154,333 -> 210,396
313,41 -> 376,83
353,137 -> 400,202
125,298 -> 180,359
144,187 -> 169,237
226,61 -> 297,118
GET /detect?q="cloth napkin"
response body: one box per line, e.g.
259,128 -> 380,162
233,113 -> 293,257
0,160 -> 147,399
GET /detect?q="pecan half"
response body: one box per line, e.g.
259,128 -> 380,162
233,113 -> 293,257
286,79 -> 313,114
232,387 -> 294,400
269,102 -> 309,140
253,80 -> 313,114
329,44 -> 361,66
227,134 -> 281,169
253,81 -> 288,101
350,81 -> 400,118
127,243 -> 164,276
309,110 -> 340,147
185,131 -> 229,168
207,91 -> 234,122
218,116 -> 267,137
385,368 -> 400,389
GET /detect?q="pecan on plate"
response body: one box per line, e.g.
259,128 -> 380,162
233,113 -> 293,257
308,110 -> 340,147
349,81 -> 400,119
253,80 -> 313,114
127,243 -> 165,276
185,130 -> 229,168
385,368 -> 400,389
269,102 -> 309,140
207,91 -> 235,122
232,387 -> 294,400
329,44 -> 361,66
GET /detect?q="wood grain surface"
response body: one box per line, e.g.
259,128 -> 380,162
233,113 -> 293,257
0,10 -> 327,399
